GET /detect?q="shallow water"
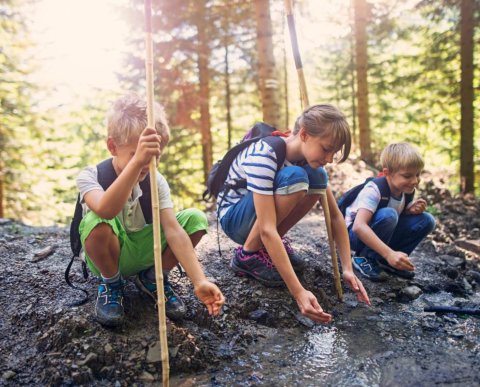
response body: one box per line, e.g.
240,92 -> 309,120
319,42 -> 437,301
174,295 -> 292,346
171,292 -> 480,386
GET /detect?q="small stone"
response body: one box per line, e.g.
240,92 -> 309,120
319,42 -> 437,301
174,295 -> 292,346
399,286 -> 422,301
146,342 -> 161,363
294,312 -> 315,328
104,344 -> 113,354
2,371 -> 16,380
139,371 -> 155,382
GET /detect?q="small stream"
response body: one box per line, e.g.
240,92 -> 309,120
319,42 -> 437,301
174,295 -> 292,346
172,291 -> 480,386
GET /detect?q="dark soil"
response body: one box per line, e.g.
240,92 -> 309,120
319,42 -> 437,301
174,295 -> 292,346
1,159 -> 479,386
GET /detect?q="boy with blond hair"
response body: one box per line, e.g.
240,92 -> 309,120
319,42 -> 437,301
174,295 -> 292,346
76,94 -> 224,327
345,142 -> 436,281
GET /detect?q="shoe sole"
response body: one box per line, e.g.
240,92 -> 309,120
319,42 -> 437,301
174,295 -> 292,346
95,309 -> 125,327
377,260 -> 415,279
230,259 -> 285,288
352,260 -> 388,282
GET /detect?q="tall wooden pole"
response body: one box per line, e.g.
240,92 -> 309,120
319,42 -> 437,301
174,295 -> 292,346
284,0 -> 343,301
144,1 -> 170,385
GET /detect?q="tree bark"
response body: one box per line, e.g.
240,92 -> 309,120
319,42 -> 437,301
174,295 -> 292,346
195,0 -> 213,183
254,0 -> 280,128
353,0 -> 373,163
459,0 -> 475,194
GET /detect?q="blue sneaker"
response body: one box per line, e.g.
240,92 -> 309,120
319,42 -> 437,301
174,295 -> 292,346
135,270 -> 186,321
95,279 -> 125,327
230,246 -> 284,287
281,237 -> 305,272
376,256 -> 415,279
352,256 -> 388,282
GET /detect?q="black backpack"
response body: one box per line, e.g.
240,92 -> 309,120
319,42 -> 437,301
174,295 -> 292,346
203,122 -> 287,200
337,176 -> 415,217
66,158 -> 153,305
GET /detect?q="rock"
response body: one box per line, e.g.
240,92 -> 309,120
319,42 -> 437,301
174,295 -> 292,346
139,371 -> 155,382
32,245 -> 56,262
294,313 -> 315,328
399,286 -> 422,301
455,239 -> 480,255
248,309 -> 270,324
146,342 -> 162,363
438,255 -> 466,270
466,270 -> 480,284
169,345 -> 180,358
2,370 -> 16,380
442,267 -> 458,279
104,343 -> 113,354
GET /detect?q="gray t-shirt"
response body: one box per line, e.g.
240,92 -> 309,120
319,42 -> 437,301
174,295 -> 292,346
76,166 -> 173,233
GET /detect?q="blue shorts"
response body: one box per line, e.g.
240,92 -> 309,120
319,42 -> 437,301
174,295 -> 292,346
220,165 -> 328,245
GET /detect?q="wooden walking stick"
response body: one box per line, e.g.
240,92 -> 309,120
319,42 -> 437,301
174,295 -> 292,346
284,0 -> 343,301
144,0 -> 170,385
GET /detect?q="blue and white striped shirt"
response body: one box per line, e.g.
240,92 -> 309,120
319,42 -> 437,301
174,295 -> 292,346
217,139 -> 280,220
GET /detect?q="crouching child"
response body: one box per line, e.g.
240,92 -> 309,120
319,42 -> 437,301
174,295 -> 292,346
76,94 -> 224,327
345,142 -> 436,281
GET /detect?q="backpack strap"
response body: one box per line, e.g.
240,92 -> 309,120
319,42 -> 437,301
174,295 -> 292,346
371,176 -> 415,211
371,176 -> 391,210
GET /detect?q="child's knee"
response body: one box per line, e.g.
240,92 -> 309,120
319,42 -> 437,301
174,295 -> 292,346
177,208 -> 208,233
274,166 -> 309,194
376,207 -> 399,225
418,212 -> 436,234
306,166 -> 329,191
84,223 -> 116,250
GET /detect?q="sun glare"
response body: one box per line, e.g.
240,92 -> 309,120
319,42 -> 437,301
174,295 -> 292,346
29,0 -> 129,105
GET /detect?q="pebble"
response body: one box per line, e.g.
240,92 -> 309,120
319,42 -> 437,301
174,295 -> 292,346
400,286 -> 422,301
146,342 -> 162,363
2,371 -> 16,380
139,371 -> 154,382
294,313 -> 315,328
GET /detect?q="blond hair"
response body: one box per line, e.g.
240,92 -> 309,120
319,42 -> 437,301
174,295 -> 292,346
293,104 -> 351,162
107,94 -> 170,147
380,142 -> 424,173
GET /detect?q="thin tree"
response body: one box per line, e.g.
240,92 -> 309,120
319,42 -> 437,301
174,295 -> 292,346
254,0 -> 280,128
195,0 -> 214,182
459,0 -> 475,194
353,0 -> 373,163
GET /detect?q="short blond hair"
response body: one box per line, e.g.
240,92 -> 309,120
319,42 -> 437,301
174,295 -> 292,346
107,94 -> 170,147
293,104 -> 351,162
380,142 -> 424,173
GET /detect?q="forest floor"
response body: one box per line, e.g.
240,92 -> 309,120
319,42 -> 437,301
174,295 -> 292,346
1,158 -> 480,386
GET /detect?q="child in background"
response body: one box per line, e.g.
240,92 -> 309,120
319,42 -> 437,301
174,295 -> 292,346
76,94 -> 224,327
346,142 -> 436,281
218,104 -> 370,323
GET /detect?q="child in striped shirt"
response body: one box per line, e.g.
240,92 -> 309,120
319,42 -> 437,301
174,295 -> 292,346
219,104 -> 370,323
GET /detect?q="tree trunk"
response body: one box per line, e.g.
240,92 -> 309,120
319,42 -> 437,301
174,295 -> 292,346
459,0 -> 475,194
195,0 -> 213,183
353,0 -> 373,163
253,0 -> 280,128
224,43 -> 232,150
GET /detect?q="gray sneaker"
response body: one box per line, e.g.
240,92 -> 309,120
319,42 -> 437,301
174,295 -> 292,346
352,256 -> 388,282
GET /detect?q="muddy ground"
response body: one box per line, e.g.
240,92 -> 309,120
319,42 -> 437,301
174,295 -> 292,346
1,159 -> 479,386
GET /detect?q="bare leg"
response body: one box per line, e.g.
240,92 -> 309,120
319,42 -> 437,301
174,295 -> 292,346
243,190 -> 306,252
162,230 -> 206,270
84,223 -> 120,278
277,194 -> 320,237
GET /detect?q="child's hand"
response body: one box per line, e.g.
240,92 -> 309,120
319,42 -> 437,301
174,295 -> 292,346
342,270 -> 371,305
295,289 -> 332,323
194,280 -> 225,316
385,250 -> 415,271
406,198 -> 427,215
132,127 -> 162,168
